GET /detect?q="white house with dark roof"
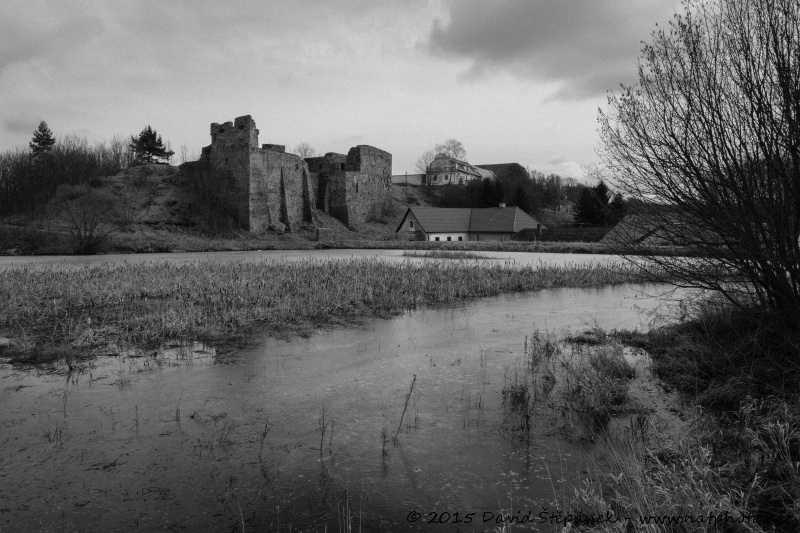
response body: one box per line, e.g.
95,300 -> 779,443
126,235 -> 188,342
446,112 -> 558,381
396,206 -> 545,242
425,153 -> 495,186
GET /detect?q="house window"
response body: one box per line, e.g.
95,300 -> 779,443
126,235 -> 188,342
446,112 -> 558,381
447,236 -> 451,241
458,236 -> 463,241
409,220 -> 414,230
435,237 -> 440,241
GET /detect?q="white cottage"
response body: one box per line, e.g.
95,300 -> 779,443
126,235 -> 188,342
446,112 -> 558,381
396,206 -> 545,242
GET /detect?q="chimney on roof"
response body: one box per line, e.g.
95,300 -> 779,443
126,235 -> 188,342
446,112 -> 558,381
499,202 -> 506,208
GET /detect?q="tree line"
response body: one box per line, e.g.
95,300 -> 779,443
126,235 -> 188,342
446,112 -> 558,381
433,162 -> 627,227
0,122 -> 174,216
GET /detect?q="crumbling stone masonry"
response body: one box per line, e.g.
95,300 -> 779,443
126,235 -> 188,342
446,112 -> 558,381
193,115 -> 392,233
197,115 -> 315,233
306,146 -> 392,227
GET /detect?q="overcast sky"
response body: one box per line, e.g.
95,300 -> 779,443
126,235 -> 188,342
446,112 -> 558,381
0,0 -> 679,179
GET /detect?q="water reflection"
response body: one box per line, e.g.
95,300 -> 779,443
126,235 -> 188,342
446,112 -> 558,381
0,283 -> 679,532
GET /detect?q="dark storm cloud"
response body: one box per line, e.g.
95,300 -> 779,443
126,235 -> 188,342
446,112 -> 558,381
0,7 -> 104,74
426,0 -> 676,99
3,117 -> 36,136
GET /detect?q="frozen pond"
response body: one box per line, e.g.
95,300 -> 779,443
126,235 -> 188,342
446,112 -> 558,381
0,248 -> 622,270
0,281 -> 679,532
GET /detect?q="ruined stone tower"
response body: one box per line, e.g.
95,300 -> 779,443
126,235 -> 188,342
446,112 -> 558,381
199,115 -> 315,233
306,145 -> 392,227
191,115 -> 392,233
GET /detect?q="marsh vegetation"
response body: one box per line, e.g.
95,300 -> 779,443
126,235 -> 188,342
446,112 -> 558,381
401,249 -> 489,259
0,257 -> 661,364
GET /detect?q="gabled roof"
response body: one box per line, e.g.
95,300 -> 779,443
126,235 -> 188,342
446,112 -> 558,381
475,163 -> 526,180
396,207 -> 544,234
475,167 -> 495,180
469,207 -> 542,233
433,153 -> 469,166
396,207 -> 472,233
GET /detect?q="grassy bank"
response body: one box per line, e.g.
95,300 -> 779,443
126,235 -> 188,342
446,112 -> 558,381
541,299 -> 800,532
615,299 -> 800,531
499,329 -> 772,531
1,221 -> 691,257
0,258 -> 662,365
265,239 -> 688,257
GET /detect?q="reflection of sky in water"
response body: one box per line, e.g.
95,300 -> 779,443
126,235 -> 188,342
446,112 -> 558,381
0,283 -> 682,532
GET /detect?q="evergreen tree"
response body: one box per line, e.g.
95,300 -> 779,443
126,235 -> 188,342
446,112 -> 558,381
575,187 -> 601,225
129,126 -> 174,164
594,181 -> 611,207
30,121 -> 55,155
574,180 -> 622,225
512,184 -> 532,213
607,193 -> 627,225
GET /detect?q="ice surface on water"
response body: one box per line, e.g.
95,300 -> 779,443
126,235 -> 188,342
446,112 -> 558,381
0,282 -> 679,532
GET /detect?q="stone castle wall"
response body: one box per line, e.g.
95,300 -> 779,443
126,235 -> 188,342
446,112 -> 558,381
343,145 -> 392,226
307,146 -> 391,227
198,115 -> 390,232
249,149 -> 313,233
200,116 -> 315,232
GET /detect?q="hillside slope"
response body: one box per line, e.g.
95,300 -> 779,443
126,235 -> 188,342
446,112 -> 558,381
1,165 -> 434,254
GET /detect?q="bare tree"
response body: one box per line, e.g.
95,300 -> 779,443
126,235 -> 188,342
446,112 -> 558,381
51,184 -> 121,254
415,139 -> 468,174
435,139 -> 466,161
294,142 -> 316,159
415,149 -> 436,174
600,0 -> 800,324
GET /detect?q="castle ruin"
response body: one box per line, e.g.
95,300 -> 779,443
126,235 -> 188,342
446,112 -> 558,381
306,146 -> 392,227
194,115 -> 392,232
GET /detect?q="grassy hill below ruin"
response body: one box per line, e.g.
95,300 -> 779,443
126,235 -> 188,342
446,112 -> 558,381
0,164 -> 435,255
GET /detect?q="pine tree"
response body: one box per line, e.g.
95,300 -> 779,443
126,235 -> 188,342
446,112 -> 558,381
607,193 -> 627,225
575,187 -> 600,225
129,126 -> 174,164
574,181 -> 620,225
30,121 -> 55,155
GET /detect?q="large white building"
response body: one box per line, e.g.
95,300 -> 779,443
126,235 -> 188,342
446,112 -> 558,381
425,153 -> 495,186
